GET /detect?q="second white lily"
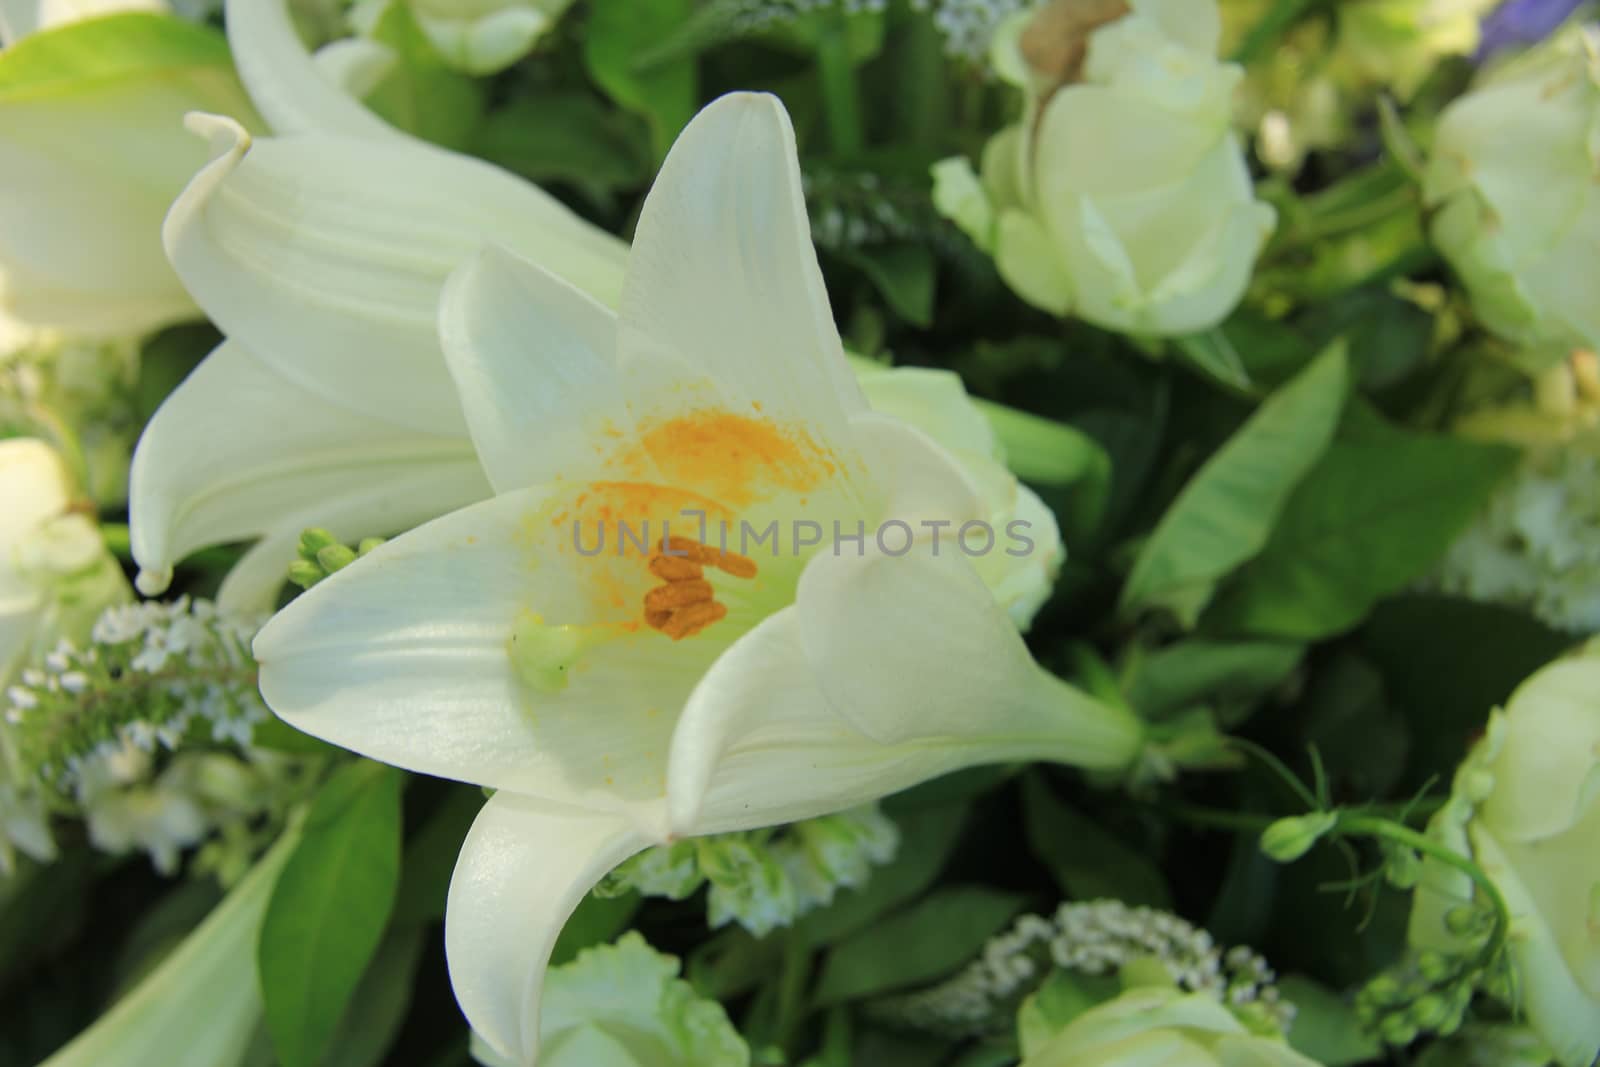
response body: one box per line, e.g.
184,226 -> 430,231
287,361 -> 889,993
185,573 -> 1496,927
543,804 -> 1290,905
254,93 -> 1144,1067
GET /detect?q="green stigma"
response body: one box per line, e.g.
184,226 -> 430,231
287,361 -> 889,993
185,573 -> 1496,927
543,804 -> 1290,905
509,614 -> 600,694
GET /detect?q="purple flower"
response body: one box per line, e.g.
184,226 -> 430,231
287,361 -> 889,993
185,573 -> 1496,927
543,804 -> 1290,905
1478,0 -> 1586,57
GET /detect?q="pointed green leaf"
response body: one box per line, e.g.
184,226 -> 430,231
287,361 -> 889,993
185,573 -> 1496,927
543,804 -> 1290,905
812,886 -> 1026,1006
1021,775 -> 1170,910
1207,406 -> 1518,639
259,762 -> 402,1067
583,0 -> 696,162
1121,344 -> 1349,626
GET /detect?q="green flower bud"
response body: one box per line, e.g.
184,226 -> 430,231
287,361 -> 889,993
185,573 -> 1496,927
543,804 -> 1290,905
286,560 -> 324,590
314,543 -> 357,574
297,527 -> 340,559
1259,812 -> 1338,863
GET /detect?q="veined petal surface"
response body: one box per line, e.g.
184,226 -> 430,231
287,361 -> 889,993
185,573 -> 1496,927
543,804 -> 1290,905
446,792 -> 649,1067
620,93 -> 865,447
163,113 -> 627,434
129,341 -> 487,602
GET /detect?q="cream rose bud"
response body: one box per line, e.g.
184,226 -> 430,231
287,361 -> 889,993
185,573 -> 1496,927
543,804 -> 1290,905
1409,650 -> 1600,1067
1424,27 -> 1600,361
934,0 -> 1276,336
1019,986 -> 1320,1067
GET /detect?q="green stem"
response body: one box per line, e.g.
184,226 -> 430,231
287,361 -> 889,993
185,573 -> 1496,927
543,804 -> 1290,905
1169,798 -> 1448,834
894,9 -> 948,152
1231,0 -> 1331,65
100,521 -> 132,561
815,12 -> 865,157
1336,815 -> 1511,970
770,933 -> 812,1056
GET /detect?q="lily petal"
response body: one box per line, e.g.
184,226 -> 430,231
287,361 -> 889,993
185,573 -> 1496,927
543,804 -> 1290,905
129,340 -> 487,602
440,245 -> 642,495
620,92 -> 865,443
446,791 -> 649,1067
668,553 -> 1141,834
163,113 -> 627,434
222,0 -> 397,140
253,485 -> 711,812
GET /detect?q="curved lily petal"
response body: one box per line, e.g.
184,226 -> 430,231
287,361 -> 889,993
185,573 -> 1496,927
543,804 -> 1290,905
253,485 -> 711,814
222,0 -> 397,140
847,411 -> 985,526
668,551 -> 1142,834
163,113 -> 627,434
620,93 -> 864,443
129,340 -> 487,601
440,245 -> 632,494
446,792 -> 649,1067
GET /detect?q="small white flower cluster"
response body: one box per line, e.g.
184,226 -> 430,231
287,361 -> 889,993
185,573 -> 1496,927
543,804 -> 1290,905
5,597 -> 268,794
909,0 -> 1028,63
0,598 -> 325,879
726,0 -> 890,34
807,172 -> 922,252
874,899 -> 1295,1036
1433,440 -> 1600,633
598,804 -> 900,936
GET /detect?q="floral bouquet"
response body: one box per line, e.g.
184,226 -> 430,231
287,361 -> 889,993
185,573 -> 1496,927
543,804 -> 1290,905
2,1 -> 1597,1065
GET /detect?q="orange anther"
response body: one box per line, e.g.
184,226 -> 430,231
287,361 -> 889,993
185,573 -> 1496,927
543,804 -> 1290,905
657,600 -> 727,640
644,580 -> 715,613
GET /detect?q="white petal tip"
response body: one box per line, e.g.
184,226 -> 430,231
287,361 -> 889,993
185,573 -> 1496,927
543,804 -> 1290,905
183,111 -> 252,157
134,567 -> 173,597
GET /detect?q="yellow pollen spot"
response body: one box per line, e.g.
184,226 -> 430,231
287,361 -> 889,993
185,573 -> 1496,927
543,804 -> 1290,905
643,536 -> 758,640
612,409 -> 833,507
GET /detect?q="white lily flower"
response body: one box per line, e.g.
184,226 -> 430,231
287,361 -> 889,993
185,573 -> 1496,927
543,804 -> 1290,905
252,93 -> 1144,1067
0,11 -> 263,336
130,0 -> 1074,616
36,822 -> 299,1067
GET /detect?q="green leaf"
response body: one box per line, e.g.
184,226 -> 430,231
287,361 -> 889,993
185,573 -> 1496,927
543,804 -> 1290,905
259,762 -> 403,1067
1298,287 -> 1433,391
1207,406 -> 1519,639
315,929 -> 426,1067
471,92 -> 650,197
1277,975 -> 1382,1066
1121,344 -> 1348,626
1172,329 -> 1252,392
362,2 -> 484,150
583,0 -> 696,163
1021,775 -> 1170,910
837,242 -> 936,326
391,784 -> 484,927
549,892 -> 640,968
1359,594 -> 1572,787
0,13 -> 235,99
812,886 -> 1027,1006
1124,639 -> 1303,722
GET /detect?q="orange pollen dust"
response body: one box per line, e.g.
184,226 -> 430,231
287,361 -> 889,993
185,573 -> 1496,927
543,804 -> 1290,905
611,409 -> 835,508
644,536 -> 758,640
